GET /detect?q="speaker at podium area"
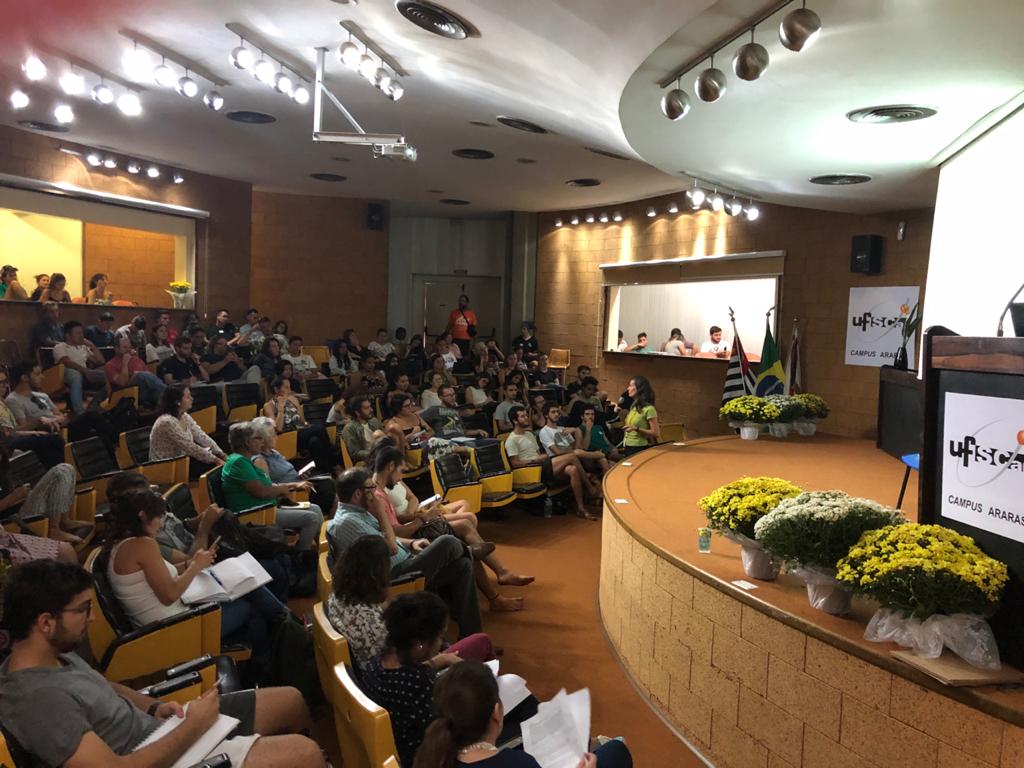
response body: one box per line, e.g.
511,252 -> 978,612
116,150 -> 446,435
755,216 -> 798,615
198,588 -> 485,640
367,202 -> 386,231
851,234 -> 884,274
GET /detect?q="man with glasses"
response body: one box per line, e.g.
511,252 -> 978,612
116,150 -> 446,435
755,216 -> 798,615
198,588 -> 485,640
0,367 -> 65,468
0,559 -> 324,768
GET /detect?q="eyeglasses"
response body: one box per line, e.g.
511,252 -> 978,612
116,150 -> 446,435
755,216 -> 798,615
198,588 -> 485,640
362,484 -> 376,491
62,601 -> 92,617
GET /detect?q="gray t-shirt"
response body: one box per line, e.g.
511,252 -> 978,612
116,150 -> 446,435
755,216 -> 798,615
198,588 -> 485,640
155,513 -> 193,561
0,652 -> 158,765
504,431 -> 542,462
5,390 -> 57,425
493,400 -> 522,427
419,406 -> 465,439
538,425 -> 575,455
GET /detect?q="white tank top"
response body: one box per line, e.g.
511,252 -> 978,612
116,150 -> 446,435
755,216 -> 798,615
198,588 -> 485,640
387,482 -> 410,518
107,538 -> 187,627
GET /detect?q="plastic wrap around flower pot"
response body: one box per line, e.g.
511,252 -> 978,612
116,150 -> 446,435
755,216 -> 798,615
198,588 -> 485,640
864,608 -> 1001,670
792,566 -> 852,615
739,424 -> 760,440
768,422 -> 792,438
794,419 -> 817,436
723,532 -> 779,580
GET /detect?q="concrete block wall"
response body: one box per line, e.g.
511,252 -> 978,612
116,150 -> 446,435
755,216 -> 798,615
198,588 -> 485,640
82,223 -> 175,309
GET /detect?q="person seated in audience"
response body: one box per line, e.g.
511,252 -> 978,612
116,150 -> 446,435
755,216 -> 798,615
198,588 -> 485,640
84,273 -> 112,304
436,338 -> 459,369
222,422 -> 322,548
469,341 -> 496,379
372,445 -> 530,611
105,335 -> 167,408
528,392 -> 547,431
38,272 -> 72,303
252,336 -> 285,381
282,335 -> 325,383
329,468 -> 483,638
327,395 -> 348,426
206,308 -> 238,345
387,370 -> 416,401
0,523 -> 76,566
368,327 -> 396,360
29,273 -> 49,300
201,335 -> 261,384
662,327 -> 689,355
415,661 -> 632,768
54,320 -> 108,415
251,416 -> 336,520
0,559 -> 323,768
1,265 -> 30,301
531,354 -> 560,386
155,310 -> 178,346
385,392 -> 434,454
464,373 -> 495,409
104,486 -> 291,668
384,352 -> 403,386
150,385 -> 227,479
342,395 -> 384,463
274,359 -> 304,395
496,351 -> 526,388
420,371 -> 445,410
566,365 -> 592,398
6,360 -> 117,456
429,354 -> 458,389
31,301 -> 64,351
421,386 -> 490,446
236,308 -> 263,354
157,336 -> 210,386
0,369 -> 66,469
342,328 -> 367,359
260,378 -> 341,478
581,405 -> 620,461
700,325 -> 730,357
540,402 -> 611,479
188,324 -> 209,356
625,331 -> 652,354
145,323 -> 174,363
510,321 -> 540,363
493,382 -> 524,433
394,326 -> 409,358
115,314 -> 148,352
0,443 -> 86,546
271,319 -> 290,348
406,333 -> 429,368
329,338 -> 359,376
505,406 -> 599,520
343,355 -> 388,401
567,376 -> 604,417
86,310 -> 117,348
362,592 -> 496,768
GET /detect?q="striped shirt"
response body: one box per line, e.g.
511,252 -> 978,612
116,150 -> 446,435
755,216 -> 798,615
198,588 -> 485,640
328,503 -> 410,569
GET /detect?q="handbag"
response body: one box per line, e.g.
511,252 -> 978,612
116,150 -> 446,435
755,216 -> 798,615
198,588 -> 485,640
459,309 -> 477,338
418,515 -> 456,541
212,511 -> 288,560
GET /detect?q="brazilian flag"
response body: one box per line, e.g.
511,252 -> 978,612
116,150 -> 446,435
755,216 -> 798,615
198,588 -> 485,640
755,320 -> 786,396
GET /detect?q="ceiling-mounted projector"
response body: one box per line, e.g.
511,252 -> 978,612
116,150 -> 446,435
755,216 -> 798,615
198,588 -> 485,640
373,143 -> 418,162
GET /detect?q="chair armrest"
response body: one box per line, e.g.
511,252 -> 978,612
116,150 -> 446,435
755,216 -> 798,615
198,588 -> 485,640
166,653 -> 216,679
139,670 -> 202,698
189,755 -> 231,768
236,501 -> 277,516
111,602 -> 220,647
75,485 -> 95,495
141,455 -> 187,468
80,468 -> 124,483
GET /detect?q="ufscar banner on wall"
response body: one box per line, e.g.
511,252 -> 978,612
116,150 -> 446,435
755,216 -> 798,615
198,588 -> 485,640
844,285 -> 920,367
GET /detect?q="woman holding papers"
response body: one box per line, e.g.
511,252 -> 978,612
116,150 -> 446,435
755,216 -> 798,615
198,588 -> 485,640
105,488 -> 288,669
414,663 -> 633,768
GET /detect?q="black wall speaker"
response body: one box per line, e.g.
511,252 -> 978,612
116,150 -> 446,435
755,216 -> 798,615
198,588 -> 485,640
851,234 -> 884,274
367,203 -> 386,231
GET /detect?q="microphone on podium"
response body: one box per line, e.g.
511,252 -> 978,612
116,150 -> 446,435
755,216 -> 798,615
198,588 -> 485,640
996,279 -> 1024,337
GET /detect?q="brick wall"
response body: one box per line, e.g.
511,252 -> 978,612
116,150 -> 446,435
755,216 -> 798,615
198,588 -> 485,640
250,191 -> 388,346
535,200 -> 933,438
82,223 -> 176,309
600,512 -> 1023,768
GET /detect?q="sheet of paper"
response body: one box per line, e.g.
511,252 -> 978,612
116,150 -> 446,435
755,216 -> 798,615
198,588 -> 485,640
731,579 -> 759,591
181,571 -> 229,604
298,460 -> 316,475
485,659 -> 500,675
134,711 -> 239,768
521,688 -> 590,768
621,462 -> 632,467
613,498 -> 629,504
497,673 -> 532,712
212,552 -> 272,597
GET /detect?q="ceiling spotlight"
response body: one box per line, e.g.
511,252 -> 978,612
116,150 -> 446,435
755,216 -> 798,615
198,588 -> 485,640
153,61 -> 176,88
203,90 -> 224,111
230,45 -> 254,70
53,104 -> 74,124
122,46 -> 152,81
91,82 -> 114,104
599,213 -> 609,223
23,56 -> 47,81
585,213 -> 595,224
613,211 -> 623,222
733,39 -> 770,81
374,67 -> 390,86
779,4 -> 822,52
570,215 -> 579,225
745,204 -> 761,221
59,71 -> 85,96
358,54 -> 377,80
554,218 -> 563,227
274,72 -> 293,95
709,192 -> 725,212
86,152 -> 102,167
725,197 -> 743,216
127,161 -> 141,174
388,81 -> 405,101
9,90 -> 29,110
666,202 -> 679,214
661,88 -> 690,121
646,206 -> 657,218
292,84 -> 311,105
339,41 -> 361,69
116,92 -> 143,116
102,157 -> 117,169
695,64 -> 727,102
173,173 -> 184,184
686,187 -> 706,209
253,58 -> 276,85
176,75 -> 198,98
146,165 -> 160,178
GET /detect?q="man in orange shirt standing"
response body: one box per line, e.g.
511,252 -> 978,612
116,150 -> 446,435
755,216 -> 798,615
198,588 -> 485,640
446,293 -> 477,357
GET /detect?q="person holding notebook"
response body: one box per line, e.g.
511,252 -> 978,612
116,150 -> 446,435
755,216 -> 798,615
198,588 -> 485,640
0,559 -> 324,768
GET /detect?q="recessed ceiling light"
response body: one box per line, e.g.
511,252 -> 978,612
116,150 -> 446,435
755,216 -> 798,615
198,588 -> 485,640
53,104 -> 75,124
452,148 -> 494,159
810,173 -> 872,185
496,116 -> 548,134
18,120 -> 69,133
396,1 -> 473,40
310,173 -> 348,182
846,105 -> 937,124
515,158 -> 537,164
147,165 -> 160,178
585,147 -> 630,160
440,198 -> 471,205
225,110 -> 277,124
9,90 -> 29,110
22,56 -> 47,81
566,178 -> 601,187
468,120 -> 493,127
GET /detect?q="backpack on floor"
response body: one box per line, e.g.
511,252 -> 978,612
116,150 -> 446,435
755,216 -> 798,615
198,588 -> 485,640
261,613 -> 323,707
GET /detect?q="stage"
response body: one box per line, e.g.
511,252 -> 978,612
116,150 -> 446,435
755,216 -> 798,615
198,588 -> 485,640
598,435 -> 1024,768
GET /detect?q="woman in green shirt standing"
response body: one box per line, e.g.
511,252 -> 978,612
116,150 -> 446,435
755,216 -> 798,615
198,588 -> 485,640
622,376 -> 660,456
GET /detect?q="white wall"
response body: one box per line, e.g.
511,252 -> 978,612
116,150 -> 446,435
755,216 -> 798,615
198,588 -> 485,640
0,210 -> 82,294
923,107 -> 1024,338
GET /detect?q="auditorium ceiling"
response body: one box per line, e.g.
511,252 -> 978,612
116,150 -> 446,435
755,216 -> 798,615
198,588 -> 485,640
2,0 -> 1023,214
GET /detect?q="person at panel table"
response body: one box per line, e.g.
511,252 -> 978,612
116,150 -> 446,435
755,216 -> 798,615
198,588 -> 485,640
27,272 -> 48,301
699,325 -> 730,358
614,329 -> 628,352
662,328 -> 691,356
624,331 -> 653,354
1,265 -> 29,301
37,272 -> 72,303
84,273 -> 112,304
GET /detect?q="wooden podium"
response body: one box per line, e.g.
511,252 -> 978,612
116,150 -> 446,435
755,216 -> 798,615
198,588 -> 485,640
920,327 -> 1024,668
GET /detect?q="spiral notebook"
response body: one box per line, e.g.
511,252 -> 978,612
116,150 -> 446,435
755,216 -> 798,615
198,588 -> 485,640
181,552 -> 272,604
133,711 -> 239,767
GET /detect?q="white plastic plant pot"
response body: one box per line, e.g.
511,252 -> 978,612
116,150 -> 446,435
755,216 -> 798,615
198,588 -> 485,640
769,422 -> 792,438
739,423 -> 760,441
723,531 -> 779,580
792,566 -> 852,615
864,608 -> 1001,670
794,419 -> 817,436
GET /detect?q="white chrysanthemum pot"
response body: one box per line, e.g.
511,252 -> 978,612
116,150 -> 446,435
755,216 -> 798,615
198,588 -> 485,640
739,423 -> 760,440
794,418 -> 817,436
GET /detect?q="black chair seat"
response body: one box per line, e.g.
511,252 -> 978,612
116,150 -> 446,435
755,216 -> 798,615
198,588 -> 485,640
482,491 -> 516,503
513,482 -> 546,495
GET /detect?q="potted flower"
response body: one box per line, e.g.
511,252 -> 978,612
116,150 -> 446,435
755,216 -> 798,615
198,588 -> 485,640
837,524 -> 1008,668
764,394 -> 802,438
166,280 -> 196,309
699,476 -> 803,580
792,393 -> 829,436
893,301 -> 921,371
719,396 -> 781,441
754,491 -> 905,614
